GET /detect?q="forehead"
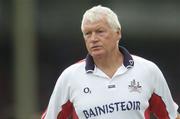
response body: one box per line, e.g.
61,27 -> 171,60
82,18 -> 110,31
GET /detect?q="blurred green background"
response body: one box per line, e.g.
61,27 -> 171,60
0,0 -> 179,119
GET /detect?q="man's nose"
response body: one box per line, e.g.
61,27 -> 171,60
90,32 -> 98,42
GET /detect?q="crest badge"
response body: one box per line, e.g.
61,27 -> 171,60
128,79 -> 142,93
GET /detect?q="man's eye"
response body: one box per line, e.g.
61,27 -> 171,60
84,32 -> 90,36
97,30 -> 104,33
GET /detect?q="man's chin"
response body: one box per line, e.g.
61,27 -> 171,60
90,52 -> 104,58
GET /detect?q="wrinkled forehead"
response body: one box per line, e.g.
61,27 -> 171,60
82,17 -> 110,31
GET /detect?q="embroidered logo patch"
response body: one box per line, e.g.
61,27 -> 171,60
128,79 -> 142,93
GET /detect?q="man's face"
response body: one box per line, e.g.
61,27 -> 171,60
82,17 -> 121,58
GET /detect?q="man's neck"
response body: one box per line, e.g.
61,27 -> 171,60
93,51 -> 123,78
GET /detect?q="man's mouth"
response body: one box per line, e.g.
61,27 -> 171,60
91,46 -> 101,50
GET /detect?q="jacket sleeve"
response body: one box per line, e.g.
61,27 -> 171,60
149,63 -> 178,119
41,70 -> 73,119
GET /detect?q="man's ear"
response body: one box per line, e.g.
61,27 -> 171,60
117,30 -> 122,41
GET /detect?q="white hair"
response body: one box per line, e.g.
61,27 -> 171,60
81,5 -> 121,32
